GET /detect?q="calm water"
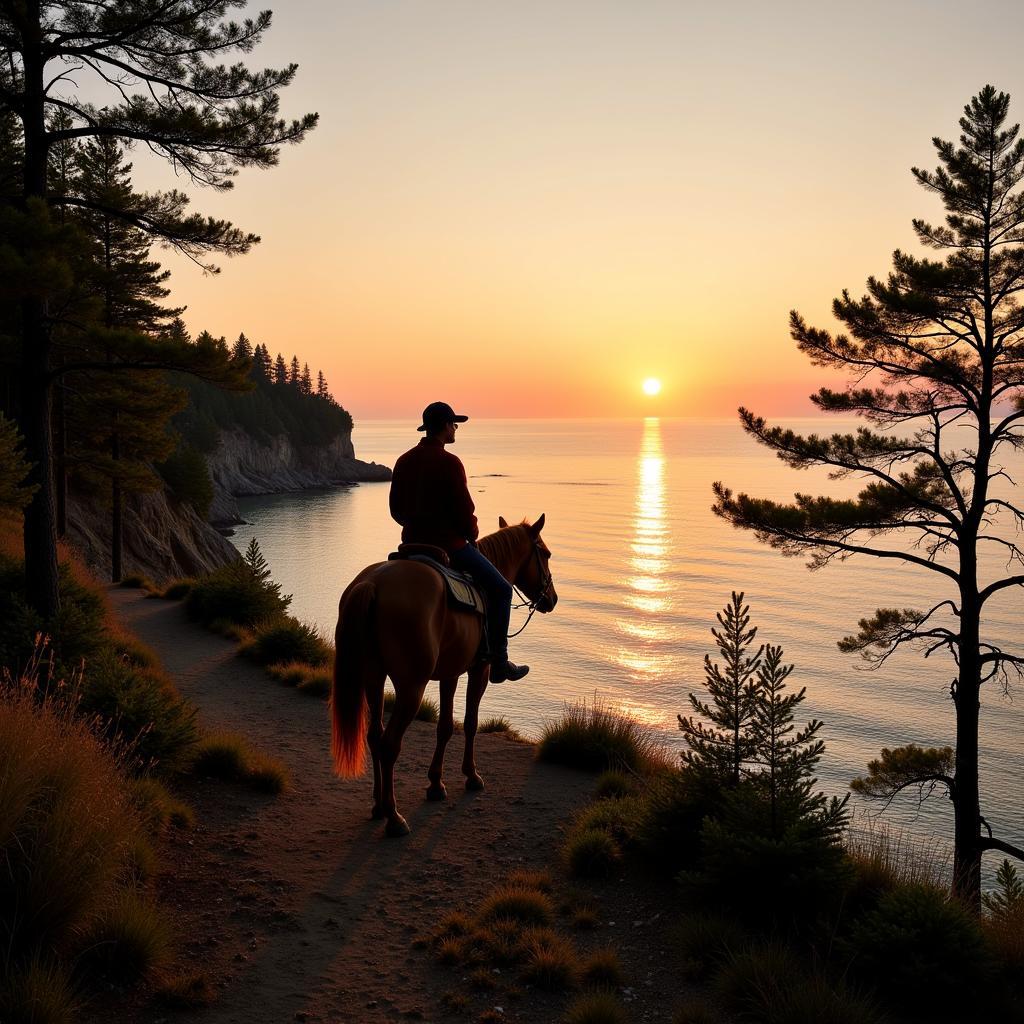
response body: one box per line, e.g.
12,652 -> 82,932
231,418 -> 1023,871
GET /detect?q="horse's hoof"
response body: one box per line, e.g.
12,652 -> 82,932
370,803 -> 387,820
465,773 -> 485,792
385,814 -> 411,837
425,783 -> 447,801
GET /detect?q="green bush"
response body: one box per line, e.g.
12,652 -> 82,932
538,699 -> 664,774
845,883 -> 992,1018
79,649 -> 199,776
158,442 -> 214,518
239,616 -> 332,667
634,768 -> 719,873
184,561 -> 290,629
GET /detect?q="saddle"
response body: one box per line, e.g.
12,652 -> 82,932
387,543 -> 486,616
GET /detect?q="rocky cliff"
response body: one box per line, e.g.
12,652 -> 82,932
205,427 -> 391,524
68,426 -> 392,583
68,486 -> 239,584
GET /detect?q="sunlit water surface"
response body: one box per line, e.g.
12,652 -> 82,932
231,418 -> 1023,876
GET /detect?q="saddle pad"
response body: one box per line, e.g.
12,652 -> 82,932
408,555 -> 486,615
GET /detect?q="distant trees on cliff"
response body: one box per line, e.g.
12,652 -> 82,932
712,85 -> 1024,909
0,1 -> 317,613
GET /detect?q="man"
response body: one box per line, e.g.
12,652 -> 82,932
389,401 -> 529,683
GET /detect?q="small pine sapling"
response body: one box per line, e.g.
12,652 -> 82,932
983,859 -> 1024,918
678,591 -> 763,786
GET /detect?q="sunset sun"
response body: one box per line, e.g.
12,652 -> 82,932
642,377 -> 662,396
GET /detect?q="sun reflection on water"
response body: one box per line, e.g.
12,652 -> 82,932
615,418 -> 673,678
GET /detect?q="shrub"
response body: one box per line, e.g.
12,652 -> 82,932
267,660 -> 310,686
247,753 -> 290,794
185,561 -> 290,629
160,578 -> 194,601
297,670 -> 332,698
0,679 -> 144,976
78,649 -> 200,776
673,912 -> 753,972
538,698 -> 664,774
239,616 -> 332,667
563,992 -> 627,1024
845,883 -> 992,1017
118,574 -> 154,590
434,912 -> 474,942
573,795 -> 645,846
129,777 -> 194,833
563,828 -> 621,879
478,885 -> 553,927
78,892 -> 171,981
633,769 -> 720,873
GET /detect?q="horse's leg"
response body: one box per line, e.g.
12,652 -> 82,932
367,671 -> 387,819
461,664 -> 489,791
379,679 -> 426,837
427,676 -> 457,801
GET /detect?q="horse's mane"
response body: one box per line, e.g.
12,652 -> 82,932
478,522 -> 529,567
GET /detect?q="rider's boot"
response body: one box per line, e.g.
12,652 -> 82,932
490,659 -> 529,684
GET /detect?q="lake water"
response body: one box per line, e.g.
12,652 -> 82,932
230,418 -> 1023,875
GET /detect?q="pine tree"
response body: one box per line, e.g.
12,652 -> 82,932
252,344 -> 270,382
678,592 -> 763,787
0,413 -> 36,512
274,353 -> 288,386
300,362 -> 312,396
231,332 -> 254,363
316,370 -> 328,399
748,644 -> 837,836
712,86 -> 1024,906
289,355 -> 300,387
2,0 -> 317,618
983,860 -> 1024,918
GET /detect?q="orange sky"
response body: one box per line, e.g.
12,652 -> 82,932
135,1 -> 1024,421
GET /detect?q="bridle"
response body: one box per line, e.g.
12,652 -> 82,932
508,540 -> 554,638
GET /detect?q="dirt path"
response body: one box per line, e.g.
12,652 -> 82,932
100,590 -> 690,1024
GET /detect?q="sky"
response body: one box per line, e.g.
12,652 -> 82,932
130,0 -> 1024,421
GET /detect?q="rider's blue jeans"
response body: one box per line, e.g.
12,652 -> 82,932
449,544 -> 513,662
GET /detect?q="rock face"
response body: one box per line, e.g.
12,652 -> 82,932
206,427 -> 392,524
66,426 -> 392,583
68,486 -> 240,584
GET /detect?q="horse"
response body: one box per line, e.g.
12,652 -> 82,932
330,514 -> 557,836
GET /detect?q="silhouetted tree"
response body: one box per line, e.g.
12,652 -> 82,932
712,86 -> 1024,907
274,353 -> 288,386
0,412 -> 35,512
678,591 -> 762,787
289,354 -> 300,388
316,370 -> 328,399
231,332 -> 254,364
300,362 -> 312,396
0,0 -> 317,617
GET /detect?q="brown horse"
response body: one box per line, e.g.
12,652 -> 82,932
330,515 -> 557,836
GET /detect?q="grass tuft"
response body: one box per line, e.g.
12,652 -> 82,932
594,770 -> 638,800
129,776 -> 194,833
520,928 -> 579,990
538,698 -> 666,774
506,869 -> 553,893
239,616 -> 332,668
478,885 -> 554,927
579,948 -> 623,989
191,731 -> 288,794
155,969 -> 215,1009
0,955 -> 76,1024
383,688 -> 440,723
563,828 -> 621,878
78,891 -> 171,982
479,716 -> 524,740
247,753 -> 290,794
563,991 -> 627,1024
159,578 -> 194,601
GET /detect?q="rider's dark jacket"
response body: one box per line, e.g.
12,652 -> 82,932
389,437 -> 479,553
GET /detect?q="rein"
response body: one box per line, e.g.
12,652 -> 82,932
507,541 -> 553,639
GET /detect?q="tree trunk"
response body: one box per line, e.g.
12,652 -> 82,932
20,6 -> 61,619
953,597 -> 983,909
54,375 -> 67,538
111,427 -> 122,583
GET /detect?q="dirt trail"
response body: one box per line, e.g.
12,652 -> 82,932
104,589 -> 633,1024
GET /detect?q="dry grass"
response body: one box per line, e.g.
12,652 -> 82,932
506,869 -> 554,893
383,688 -> 440,723
845,818 -> 951,891
0,955 -> 76,1024
159,578 -> 194,601
579,948 -> 623,989
538,698 -> 668,774
563,828 -> 621,878
478,885 -> 554,927
155,969 -> 215,1009
78,891 -> 171,981
191,731 -> 288,794
563,991 -> 627,1024
479,716 -> 524,740
519,927 -> 579,989
129,777 -> 194,832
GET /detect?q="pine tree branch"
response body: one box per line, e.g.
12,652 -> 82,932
979,836 -> 1024,862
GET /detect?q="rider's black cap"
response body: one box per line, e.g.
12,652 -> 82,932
417,402 -> 469,432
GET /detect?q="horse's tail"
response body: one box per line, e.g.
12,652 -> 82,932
330,580 -> 374,777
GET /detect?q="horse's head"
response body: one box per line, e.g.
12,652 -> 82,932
498,514 -> 558,613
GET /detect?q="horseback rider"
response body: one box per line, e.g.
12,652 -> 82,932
389,401 -> 530,684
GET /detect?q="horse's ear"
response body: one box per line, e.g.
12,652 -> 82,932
498,516 -> 509,529
529,513 -> 546,537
